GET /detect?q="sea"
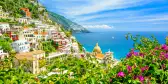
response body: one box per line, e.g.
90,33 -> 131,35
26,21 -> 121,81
73,31 -> 168,60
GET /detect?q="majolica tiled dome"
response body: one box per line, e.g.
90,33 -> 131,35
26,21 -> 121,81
93,43 -> 102,54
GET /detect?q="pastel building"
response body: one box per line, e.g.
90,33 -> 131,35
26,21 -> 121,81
7,31 -> 19,41
0,49 -> 9,59
54,39 -> 71,54
11,40 -> 30,53
23,28 -> 36,43
50,31 -> 71,53
34,28 -> 48,41
15,50 -> 46,74
0,23 -> 10,33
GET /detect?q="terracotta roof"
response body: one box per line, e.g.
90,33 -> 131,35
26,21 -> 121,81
41,32 -> 48,36
15,50 -> 45,60
0,22 -> 9,24
34,31 -> 38,35
24,26 -> 28,30
96,53 -> 104,59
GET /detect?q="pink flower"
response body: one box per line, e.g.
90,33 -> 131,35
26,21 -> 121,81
164,53 -> 168,59
161,44 -> 168,51
139,53 -> 145,57
138,75 -> 144,83
127,65 -> 132,73
133,75 -> 138,80
109,79 -> 112,83
117,71 -> 125,77
126,53 -> 132,58
161,44 -> 167,49
141,66 -> 149,72
154,47 -> 159,50
133,52 -> 139,56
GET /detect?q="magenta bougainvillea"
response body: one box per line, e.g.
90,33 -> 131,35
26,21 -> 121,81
109,34 -> 168,84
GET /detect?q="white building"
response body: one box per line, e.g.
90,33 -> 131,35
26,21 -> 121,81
12,40 -> 30,53
0,49 -> 9,59
34,28 -> 48,41
72,42 -> 79,53
0,31 -> 2,36
29,19 -> 42,25
23,28 -> 36,43
17,17 -> 30,24
0,23 -> 10,33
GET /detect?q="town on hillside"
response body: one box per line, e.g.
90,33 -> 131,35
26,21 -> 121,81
0,1 -> 117,76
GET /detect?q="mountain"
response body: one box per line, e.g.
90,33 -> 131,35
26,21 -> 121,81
48,12 -> 90,33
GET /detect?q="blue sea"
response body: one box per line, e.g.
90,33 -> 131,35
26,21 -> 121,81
73,31 -> 168,60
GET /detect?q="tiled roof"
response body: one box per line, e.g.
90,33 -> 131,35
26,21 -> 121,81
41,32 -> 48,36
15,50 -> 45,60
96,53 -> 104,59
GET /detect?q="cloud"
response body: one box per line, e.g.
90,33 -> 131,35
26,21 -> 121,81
64,0 -> 155,16
39,0 -> 168,31
83,25 -> 113,29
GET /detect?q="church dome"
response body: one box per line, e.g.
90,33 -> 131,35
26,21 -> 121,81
93,43 -> 102,54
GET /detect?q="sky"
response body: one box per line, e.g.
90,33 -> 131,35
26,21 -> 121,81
38,0 -> 168,31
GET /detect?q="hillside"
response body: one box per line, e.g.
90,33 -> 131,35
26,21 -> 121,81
0,0 -> 40,18
48,12 -> 90,33
0,0 -> 89,33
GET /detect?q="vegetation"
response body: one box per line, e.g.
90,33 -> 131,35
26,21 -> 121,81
48,11 -> 90,33
0,57 -> 37,84
0,35 -> 13,52
77,41 -> 83,52
0,34 -> 168,83
42,41 -> 56,56
0,18 -> 11,22
65,30 -> 72,38
108,34 -> 168,83
0,0 -> 43,18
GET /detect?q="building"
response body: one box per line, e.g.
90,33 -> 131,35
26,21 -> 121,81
7,31 -> 19,41
72,42 -> 79,53
17,17 -> 30,24
0,49 -> 9,59
0,23 -> 10,33
20,8 -> 31,18
29,20 -> 42,26
23,27 -> 36,43
0,31 -> 2,36
104,50 -> 113,64
50,31 -> 71,53
6,25 -> 22,41
34,28 -> 48,41
11,40 -> 30,53
54,39 -> 71,54
92,43 -> 113,64
15,50 -> 46,74
11,25 -> 22,32
92,43 -> 104,59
